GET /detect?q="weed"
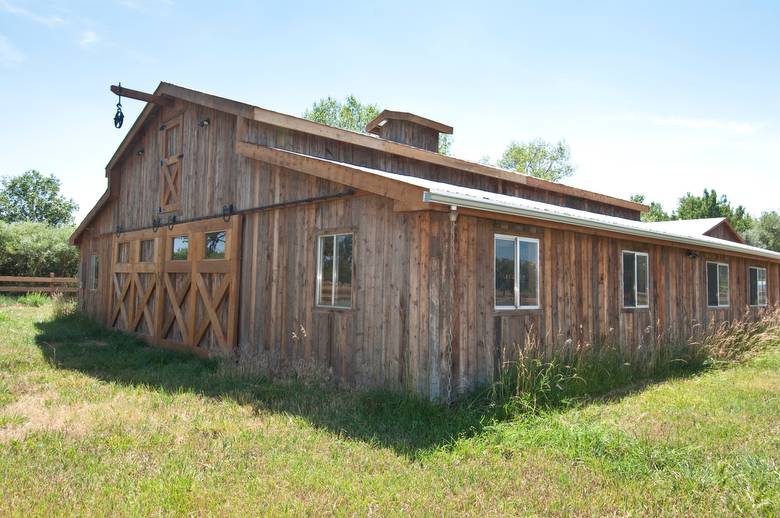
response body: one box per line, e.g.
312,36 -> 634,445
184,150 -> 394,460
17,292 -> 49,307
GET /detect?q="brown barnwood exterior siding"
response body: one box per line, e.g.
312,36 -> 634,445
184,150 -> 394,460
74,87 -> 780,400
239,118 -> 643,220
704,220 -> 745,243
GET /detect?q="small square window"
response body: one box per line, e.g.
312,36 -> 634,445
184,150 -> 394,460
171,236 -> 189,261
117,242 -> 130,263
205,231 -> 226,259
494,235 -> 540,310
139,239 -> 155,262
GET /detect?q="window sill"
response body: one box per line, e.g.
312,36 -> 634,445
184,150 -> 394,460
621,306 -> 650,312
314,306 -> 355,314
493,307 -> 542,316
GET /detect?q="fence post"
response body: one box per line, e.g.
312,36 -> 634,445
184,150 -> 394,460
49,272 -> 54,293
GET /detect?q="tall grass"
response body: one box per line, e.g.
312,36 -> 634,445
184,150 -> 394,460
489,308 -> 780,417
17,292 -> 49,307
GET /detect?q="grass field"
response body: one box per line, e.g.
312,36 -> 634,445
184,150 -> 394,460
1,301 -> 779,516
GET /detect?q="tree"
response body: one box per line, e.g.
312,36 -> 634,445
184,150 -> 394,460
496,139 -> 575,182
745,211 -> 780,252
630,194 -> 671,222
303,95 -> 381,134
674,189 -> 753,234
0,222 -> 79,276
303,95 -> 453,155
0,170 -> 78,226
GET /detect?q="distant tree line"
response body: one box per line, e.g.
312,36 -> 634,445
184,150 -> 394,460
0,170 -> 79,277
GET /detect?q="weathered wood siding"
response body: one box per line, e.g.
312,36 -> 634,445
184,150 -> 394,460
241,119 -> 641,220
704,221 -> 744,243
78,204 -> 115,323
76,96 -> 779,400
438,213 -> 780,397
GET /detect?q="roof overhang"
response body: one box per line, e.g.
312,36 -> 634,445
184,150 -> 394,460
422,191 -> 779,262
365,110 -> 454,135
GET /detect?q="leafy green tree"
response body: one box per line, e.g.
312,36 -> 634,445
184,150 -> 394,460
304,95 -> 453,155
303,95 -> 381,134
0,222 -> 79,276
745,211 -> 780,252
630,194 -> 671,222
674,189 -> 753,234
496,139 -> 575,182
0,170 -> 78,226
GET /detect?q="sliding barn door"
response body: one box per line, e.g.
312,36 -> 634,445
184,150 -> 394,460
110,216 -> 242,357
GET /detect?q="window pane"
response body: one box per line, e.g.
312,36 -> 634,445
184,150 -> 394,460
636,254 -> 649,307
334,234 -> 353,307
759,268 -> 768,306
495,238 -> 516,307
518,240 -> 538,307
140,239 -> 155,262
117,242 -> 130,263
90,255 -> 99,290
749,267 -> 758,306
623,252 -> 636,307
171,236 -> 189,261
166,125 -> 179,157
318,236 -> 334,306
718,264 -> 729,306
707,263 -> 719,306
205,231 -> 226,259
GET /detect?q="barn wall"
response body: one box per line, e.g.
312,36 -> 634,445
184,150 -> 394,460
435,212 -> 780,398
78,202 -> 115,325
75,97 -> 779,401
240,119 -> 642,220
237,193 -> 421,392
111,100 -> 245,231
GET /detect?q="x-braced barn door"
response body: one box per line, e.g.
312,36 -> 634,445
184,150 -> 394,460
110,216 -> 242,357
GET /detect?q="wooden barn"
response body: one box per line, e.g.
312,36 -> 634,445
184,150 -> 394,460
71,82 -> 780,400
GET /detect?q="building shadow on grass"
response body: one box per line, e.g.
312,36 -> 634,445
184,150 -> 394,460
33,312 -> 695,459
34,313 -> 498,459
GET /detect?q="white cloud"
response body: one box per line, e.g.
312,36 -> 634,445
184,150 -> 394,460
79,30 -> 99,48
627,112 -> 760,134
0,0 -> 65,27
0,33 -> 24,66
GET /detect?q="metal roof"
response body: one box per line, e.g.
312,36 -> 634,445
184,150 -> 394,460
311,155 -> 780,261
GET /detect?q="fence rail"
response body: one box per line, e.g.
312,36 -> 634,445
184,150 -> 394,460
0,274 -> 78,293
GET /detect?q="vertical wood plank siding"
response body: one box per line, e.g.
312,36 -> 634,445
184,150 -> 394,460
76,97 -> 780,400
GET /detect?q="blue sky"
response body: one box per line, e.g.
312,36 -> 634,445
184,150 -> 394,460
1,0 -> 778,222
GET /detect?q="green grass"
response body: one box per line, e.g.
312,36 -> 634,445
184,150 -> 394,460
0,304 -> 779,516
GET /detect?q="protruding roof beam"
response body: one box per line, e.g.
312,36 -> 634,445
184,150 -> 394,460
110,84 -> 173,106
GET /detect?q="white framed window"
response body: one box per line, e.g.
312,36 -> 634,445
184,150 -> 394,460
707,261 -> 730,308
316,233 -> 353,308
494,235 -> 540,310
749,266 -> 768,307
89,255 -> 99,291
622,250 -> 649,308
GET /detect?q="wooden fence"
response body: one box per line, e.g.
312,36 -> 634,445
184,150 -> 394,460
0,274 -> 78,293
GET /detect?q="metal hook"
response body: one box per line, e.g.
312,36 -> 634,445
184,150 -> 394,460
222,204 -> 234,222
114,82 -> 124,129
152,217 -> 161,233
167,215 -> 176,231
